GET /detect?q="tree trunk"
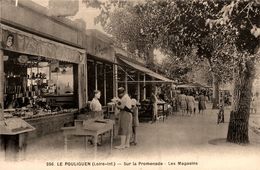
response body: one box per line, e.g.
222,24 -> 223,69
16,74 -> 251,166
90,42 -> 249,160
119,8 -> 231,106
212,74 -> 220,109
227,60 -> 256,144
207,57 -> 220,109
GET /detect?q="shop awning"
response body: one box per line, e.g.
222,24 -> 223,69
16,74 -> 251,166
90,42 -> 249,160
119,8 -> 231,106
1,24 -> 85,64
119,58 -> 174,83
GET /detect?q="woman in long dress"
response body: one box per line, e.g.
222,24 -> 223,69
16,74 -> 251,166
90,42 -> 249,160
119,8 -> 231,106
198,92 -> 207,114
179,92 -> 187,116
186,93 -> 196,116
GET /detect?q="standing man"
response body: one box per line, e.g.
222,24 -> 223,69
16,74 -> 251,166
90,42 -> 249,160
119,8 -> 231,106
151,87 -> 158,123
115,87 -> 133,149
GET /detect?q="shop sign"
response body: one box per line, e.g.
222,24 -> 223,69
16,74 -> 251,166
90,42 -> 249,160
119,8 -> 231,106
1,29 -> 84,64
1,32 -> 18,50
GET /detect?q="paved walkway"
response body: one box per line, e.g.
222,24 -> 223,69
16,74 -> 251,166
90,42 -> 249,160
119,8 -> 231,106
3,105 -> 260,169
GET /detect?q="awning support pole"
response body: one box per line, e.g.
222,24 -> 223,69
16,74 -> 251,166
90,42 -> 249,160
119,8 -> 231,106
143,74 -> 146,100
104,64 -> 107,104
94,61 -> 97,90
137,72 -> 140,102
113,64 -> 118,97
0,50 -> 4,121
125,69 -> 128,93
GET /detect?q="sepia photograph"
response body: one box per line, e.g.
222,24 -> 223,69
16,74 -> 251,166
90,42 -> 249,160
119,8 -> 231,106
0,0 -> 259,170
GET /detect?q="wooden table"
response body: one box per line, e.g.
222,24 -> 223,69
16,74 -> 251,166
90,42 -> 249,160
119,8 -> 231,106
25,111 -> 77,139
61,119 -> 114,159
0,118 -> 35,161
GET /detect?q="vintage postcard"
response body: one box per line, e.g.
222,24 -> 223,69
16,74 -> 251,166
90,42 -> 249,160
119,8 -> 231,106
0,0 -> 259,170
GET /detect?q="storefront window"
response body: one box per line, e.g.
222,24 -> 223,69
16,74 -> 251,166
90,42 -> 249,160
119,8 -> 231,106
3,51 -> 76,110
49,62 -> 74,95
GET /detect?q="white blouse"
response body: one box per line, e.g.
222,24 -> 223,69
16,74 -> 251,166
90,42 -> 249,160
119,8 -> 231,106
90,98 -> 102,111
117,94 -> 132,110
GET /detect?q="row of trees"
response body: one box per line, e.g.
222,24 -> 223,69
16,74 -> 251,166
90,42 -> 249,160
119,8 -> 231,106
83,0 -> 259,144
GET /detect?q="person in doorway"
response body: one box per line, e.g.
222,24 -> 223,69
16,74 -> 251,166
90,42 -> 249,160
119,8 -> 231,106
115,87 -> 133,149
151,87 -> 158,123
88,90 -> 103,146
131,98 -> 139,145
89,90 -> 103,118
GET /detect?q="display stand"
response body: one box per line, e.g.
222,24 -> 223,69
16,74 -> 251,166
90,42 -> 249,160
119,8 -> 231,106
0,118 -> 35,161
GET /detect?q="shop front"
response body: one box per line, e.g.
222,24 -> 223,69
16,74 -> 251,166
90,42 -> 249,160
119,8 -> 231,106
115,53 -> 175,121
116,54 -> 175,101
0,0 -> 87,160
0,24 -> 86,139
84,30 -> 115,106
116,62 -> 144,101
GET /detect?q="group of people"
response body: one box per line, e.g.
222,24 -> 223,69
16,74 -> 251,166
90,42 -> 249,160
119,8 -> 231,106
88,86 -> 226,149
177,91 -> 207,116
88,87 -> 139,149
147,87 -> 209,122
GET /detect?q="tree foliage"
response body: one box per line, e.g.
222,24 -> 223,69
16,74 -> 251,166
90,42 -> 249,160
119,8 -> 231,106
210,0 -> 259,144
208,0 -> 260,62
83,0 -> 259,81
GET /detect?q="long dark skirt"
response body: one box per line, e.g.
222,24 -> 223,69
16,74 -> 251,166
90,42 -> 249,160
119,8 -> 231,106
198,101 -> 206,111
118,111 -> 133,136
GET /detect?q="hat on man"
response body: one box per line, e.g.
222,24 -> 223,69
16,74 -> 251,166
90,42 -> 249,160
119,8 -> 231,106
118,87 -> 125,95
